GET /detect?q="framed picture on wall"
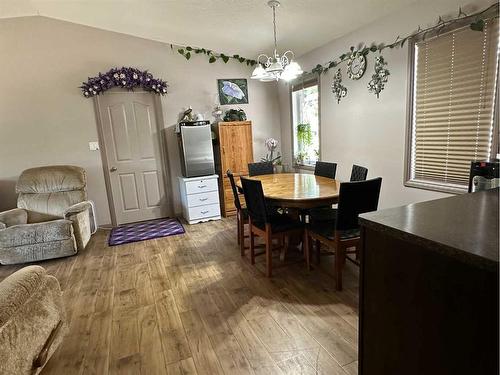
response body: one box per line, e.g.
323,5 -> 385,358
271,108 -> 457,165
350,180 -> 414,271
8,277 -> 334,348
217,79 -> 249,105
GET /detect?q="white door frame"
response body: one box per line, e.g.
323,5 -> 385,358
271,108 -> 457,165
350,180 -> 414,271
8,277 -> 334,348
93,90 -> 173,226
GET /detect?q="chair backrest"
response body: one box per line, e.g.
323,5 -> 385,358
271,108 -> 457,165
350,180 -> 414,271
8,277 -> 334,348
226,170 -> 242,211
248,162 -> 274,177
16,165 -> 87,218
350,164 -> 368,182
336,177 -> 382,231
240,177 -> 268,223
314,161 -> 337,179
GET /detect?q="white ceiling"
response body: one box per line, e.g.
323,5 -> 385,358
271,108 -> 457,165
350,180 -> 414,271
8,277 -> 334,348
0,0 -> 419,57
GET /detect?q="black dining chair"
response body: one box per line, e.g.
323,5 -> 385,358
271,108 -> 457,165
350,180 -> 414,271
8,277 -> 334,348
309,164 -> 369,223
227,170 -> 249,257
248,161 -> 274,177
240,177 -> 306,277
305,177 -> 382,290
350,164 -> 368,182
314,161 -> 337,179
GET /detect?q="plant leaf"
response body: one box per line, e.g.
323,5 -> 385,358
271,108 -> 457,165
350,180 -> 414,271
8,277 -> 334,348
178,49 -> 184,55
185,52 -> 191,60
222,55 -> 229,63
470,19 -> 485,31
209,56 -> 216,63
186,46 -> 192,51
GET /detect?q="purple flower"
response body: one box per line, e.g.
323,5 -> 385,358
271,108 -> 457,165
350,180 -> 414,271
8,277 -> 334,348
80,67 -> 168,98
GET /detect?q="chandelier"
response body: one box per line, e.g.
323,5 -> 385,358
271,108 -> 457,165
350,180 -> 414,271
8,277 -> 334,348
251,0 -> 303,82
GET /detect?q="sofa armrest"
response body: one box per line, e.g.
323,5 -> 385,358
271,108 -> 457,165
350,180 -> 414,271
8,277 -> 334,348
0,208 -> 27,227
0,265 -> 67,375
64,202 -> 92,250
64,201 -> 92,217
0,266 -> 47,326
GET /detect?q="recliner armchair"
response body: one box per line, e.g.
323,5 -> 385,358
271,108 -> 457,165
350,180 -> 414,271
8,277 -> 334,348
0,165 -> 94,264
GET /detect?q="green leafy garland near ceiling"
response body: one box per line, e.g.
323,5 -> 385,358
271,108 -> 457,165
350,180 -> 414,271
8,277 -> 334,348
308,2 -> 498,76
172,44 -> 257,67
171,3 -> 497,72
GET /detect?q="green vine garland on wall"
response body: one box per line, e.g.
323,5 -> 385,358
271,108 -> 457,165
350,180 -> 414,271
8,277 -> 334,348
171,44 -> 257,67
307,3 -> 498,76
169,3 -> 498,76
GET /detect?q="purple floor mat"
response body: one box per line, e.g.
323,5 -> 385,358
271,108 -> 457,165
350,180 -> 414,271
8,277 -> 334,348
108,217 -> 185,246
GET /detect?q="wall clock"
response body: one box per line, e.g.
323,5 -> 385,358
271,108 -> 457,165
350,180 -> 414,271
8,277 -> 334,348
347,53 -> 367,80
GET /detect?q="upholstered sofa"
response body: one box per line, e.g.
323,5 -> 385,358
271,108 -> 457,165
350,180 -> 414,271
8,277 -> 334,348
0,266 -> 67,374
0,165 -> 94,264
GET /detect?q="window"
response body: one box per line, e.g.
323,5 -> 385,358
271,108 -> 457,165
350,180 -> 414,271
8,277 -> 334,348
406,19 -> 499,193
291,77 -> 320,167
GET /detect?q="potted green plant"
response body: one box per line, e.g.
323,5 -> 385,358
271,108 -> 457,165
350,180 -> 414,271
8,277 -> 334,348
295,150 -> 307,165
274,157 -> 283,173
296,123 -> 313,165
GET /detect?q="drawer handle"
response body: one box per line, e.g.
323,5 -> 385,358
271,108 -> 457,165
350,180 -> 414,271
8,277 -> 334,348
199,197 -> 208,201
201,210 -> 209,214
198,185 -> 207,188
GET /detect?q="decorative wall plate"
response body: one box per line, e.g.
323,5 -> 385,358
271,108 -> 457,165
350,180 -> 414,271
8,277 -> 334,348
347,53 -> 367,80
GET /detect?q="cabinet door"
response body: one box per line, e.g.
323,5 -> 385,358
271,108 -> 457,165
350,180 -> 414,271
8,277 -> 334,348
219,123 -> 253,175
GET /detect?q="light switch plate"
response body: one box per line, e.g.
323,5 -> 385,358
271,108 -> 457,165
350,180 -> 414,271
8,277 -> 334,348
89,141 -> 100,151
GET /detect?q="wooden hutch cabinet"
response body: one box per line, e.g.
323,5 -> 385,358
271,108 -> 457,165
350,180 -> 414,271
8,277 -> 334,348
213,121 -> 254,216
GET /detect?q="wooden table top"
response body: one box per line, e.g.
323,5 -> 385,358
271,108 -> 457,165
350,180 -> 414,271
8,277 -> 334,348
237,173 -> 340,209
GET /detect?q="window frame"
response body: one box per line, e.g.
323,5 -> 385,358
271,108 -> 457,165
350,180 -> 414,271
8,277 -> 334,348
404,20 -> 500,194
289,74 -> 321,170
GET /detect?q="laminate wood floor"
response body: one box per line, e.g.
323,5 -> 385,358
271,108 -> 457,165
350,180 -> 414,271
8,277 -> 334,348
0,218 -> 360,375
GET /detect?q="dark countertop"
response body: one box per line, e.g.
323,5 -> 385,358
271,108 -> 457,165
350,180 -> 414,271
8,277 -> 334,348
359,188 -> 499,271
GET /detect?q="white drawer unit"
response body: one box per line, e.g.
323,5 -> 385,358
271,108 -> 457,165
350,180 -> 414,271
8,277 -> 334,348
185,178 -> 218,195
179,174 -> 221,224
187,190 -> 220,208
187,203 -> 221,221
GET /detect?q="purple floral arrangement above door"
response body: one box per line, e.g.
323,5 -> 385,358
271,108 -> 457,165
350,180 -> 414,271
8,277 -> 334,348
80,67 -> 168,98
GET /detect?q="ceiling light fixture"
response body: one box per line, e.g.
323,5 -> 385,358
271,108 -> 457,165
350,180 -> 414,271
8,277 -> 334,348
251,0 -> 303,82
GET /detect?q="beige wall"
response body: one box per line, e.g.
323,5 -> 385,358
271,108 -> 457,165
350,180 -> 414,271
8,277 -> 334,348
278,0 -> 492,209
0,16 -> 281,225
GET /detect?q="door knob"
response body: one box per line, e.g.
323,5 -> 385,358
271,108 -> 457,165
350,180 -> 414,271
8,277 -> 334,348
110,167 -> 117,172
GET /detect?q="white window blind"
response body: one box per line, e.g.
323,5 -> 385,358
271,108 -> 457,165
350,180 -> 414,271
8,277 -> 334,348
409,19 -> 499,191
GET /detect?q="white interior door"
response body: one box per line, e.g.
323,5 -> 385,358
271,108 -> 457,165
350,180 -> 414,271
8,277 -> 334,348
97,92 -> 170,225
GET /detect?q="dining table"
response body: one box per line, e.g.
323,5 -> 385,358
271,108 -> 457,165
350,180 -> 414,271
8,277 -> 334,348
236,172 -> 340,209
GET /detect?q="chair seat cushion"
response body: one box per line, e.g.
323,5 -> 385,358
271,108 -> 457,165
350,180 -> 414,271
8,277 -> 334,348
309,220 -> 360,240
253,214 -> 303,233
0,219 -> 73,248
